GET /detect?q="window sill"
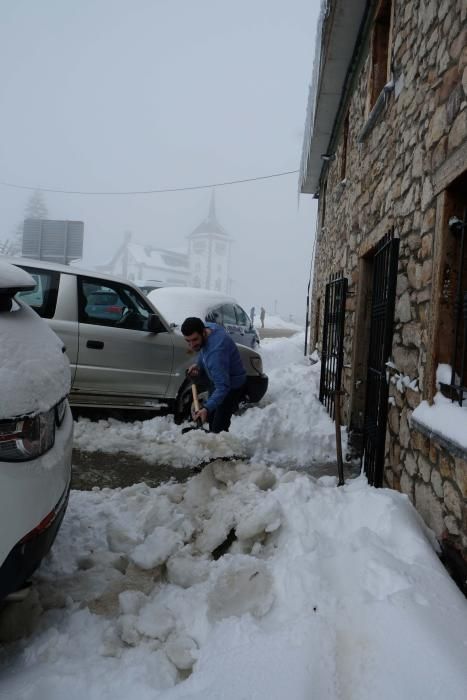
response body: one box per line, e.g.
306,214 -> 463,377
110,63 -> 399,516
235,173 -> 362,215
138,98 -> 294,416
411,416 -> 467,461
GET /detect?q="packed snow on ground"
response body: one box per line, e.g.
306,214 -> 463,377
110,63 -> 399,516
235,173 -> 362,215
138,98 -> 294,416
73,333 -> 340,469
2,333 -> 467,698
2,468 -> 467,699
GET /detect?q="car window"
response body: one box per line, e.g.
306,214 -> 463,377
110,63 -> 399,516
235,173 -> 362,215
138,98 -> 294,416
87,291 -> 120,306
206,305 -> 223,324
221,303 -> 237,325
78,276 -> 157,332
234,304 -> 249,327
15,266 -> 60,319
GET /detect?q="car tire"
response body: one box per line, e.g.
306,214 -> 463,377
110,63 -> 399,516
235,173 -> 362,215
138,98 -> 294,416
174,379 -> 196,424
174,379 -> 209,425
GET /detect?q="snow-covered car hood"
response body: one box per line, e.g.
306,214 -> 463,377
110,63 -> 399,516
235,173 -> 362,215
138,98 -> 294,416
0,300 -> 71,419
149,286 -> 236,327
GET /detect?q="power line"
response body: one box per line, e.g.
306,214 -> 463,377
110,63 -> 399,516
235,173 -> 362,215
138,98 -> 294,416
0,169 -> 300,197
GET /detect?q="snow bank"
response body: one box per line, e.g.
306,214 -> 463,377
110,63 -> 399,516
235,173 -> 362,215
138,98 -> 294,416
2,470 -> 467,699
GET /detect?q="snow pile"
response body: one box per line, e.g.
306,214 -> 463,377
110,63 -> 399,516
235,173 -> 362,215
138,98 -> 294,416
2,470 -> 467,699
74,333 -> 341,468
0,300 -> 70,419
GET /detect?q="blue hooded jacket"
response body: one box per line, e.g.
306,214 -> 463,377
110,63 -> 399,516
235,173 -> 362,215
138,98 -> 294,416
197,323 -> 246,413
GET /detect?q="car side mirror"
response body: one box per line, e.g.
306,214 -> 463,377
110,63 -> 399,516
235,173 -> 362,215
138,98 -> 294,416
147,313 -> 166,333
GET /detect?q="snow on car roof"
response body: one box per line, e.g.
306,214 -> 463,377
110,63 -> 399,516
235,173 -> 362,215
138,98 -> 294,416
0,259 -> 35,293
149,286 -> 237,326
0,299 -> 70,418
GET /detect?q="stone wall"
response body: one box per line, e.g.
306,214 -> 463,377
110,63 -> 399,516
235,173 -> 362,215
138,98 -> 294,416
310,0 -> 467,551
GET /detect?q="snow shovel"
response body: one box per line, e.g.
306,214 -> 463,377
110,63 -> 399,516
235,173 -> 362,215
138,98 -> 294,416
181,384 -> 209,434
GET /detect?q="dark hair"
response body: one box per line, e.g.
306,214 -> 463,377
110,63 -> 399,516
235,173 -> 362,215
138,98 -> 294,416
181,317 -> 205,336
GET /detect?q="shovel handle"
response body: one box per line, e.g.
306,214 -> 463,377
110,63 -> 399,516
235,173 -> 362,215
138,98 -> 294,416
191,383 -> 201,413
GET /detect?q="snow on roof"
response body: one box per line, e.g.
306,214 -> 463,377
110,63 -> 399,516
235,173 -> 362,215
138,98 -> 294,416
128,244 -> 188,271
149,286 -> 236,326
0,300 -> 70,418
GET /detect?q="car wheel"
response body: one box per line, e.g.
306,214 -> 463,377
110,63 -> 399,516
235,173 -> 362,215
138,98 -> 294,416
174,380 -> 192,424
174,380 -> 209,425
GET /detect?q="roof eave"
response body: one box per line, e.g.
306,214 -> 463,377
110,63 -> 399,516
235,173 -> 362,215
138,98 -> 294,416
300,0 -> 369,195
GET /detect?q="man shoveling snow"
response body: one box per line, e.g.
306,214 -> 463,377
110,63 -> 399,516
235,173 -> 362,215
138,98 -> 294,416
181,317 -> 246,434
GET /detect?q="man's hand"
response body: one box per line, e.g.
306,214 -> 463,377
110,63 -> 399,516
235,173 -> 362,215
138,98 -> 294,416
194,408 -> 208,424
186,364 -> 200,378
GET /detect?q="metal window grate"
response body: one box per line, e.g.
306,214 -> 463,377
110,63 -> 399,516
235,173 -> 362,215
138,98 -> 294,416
440,207 -> 467,406
319,273 -> 347,419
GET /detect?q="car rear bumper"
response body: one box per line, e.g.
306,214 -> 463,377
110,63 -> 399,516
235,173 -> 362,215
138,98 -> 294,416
0,482 -> 70,601
244,373 -> 268,403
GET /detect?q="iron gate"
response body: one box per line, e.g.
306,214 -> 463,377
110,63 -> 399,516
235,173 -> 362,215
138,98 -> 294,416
319,274 -> 347,419
363,232 -> 400,487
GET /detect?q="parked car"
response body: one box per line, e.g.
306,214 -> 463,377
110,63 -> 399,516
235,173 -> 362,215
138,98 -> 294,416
148,286 -> 261,349
84,289 -> 124,321
8,258 -> 268,419
0,261 -> 73,602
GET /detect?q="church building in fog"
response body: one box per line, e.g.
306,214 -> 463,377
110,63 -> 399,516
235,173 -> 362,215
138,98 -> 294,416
96,191 -> 233,293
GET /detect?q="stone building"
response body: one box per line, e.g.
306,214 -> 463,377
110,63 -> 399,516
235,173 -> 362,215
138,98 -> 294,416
300,0 -> 467,563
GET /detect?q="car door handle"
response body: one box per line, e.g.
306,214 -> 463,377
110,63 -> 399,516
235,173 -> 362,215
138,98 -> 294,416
86,340 -> 104,350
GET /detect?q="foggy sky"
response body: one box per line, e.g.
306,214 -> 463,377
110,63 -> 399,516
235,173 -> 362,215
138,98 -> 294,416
0,0 -> 319,319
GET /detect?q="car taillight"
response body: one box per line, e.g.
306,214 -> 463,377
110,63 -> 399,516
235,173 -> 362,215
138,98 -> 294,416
0,407 -> 56,462
105,305 -> 122,314
250,356 -> 263,374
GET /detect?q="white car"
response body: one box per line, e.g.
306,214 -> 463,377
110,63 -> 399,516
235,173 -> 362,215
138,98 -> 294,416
149,286 -> 261,349
0,261 -> 73,602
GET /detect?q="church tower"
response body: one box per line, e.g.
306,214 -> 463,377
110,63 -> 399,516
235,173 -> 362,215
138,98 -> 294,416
187,191 -> 233,293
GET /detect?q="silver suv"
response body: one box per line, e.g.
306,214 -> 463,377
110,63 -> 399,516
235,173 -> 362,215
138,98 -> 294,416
9,258 -> 268,419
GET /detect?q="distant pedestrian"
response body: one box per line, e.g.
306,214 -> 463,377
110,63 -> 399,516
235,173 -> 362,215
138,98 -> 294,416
260,306 -> 266,328
250,306 -> 255,325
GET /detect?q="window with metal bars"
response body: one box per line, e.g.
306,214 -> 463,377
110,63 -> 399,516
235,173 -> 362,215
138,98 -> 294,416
319,273 -> 347,420
439,203 -> 467,407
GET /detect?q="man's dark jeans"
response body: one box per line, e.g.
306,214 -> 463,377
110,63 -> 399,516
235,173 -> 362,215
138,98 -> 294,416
208,383 -> 246,433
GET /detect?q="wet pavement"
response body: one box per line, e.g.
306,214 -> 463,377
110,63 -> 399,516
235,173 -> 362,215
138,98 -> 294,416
72,449 -> 360,490
72,449 -> 193,490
